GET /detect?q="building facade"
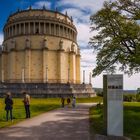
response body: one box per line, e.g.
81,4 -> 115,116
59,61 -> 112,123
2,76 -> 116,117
0,8 -> 80,84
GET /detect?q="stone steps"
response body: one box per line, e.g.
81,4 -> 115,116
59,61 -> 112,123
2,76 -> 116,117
0,83 -> 95,97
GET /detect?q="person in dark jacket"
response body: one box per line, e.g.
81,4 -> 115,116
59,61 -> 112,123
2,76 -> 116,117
5,92 -> 13,121
67,98 -> 71,107
61,97 -> 65,108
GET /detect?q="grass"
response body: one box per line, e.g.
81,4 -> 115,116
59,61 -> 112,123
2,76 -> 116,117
0,96 -> 102,128
89,105 -> 104,137
124,102 -> 140,140
76,96 -> 103,103
0,98 -> 60,128
89,102 -> 140,140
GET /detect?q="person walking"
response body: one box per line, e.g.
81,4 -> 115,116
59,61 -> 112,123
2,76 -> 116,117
72,97 -> 76,108
22,91 -> 31,118
61,97 -> 65,108
5,92 -> 13,121
67,98 -> 71,107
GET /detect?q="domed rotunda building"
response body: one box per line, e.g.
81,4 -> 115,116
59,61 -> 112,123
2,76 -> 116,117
0,7 -> 94,97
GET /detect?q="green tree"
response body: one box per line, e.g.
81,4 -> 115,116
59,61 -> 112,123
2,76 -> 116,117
137,88 -> 140,94
89,0 -> 140,76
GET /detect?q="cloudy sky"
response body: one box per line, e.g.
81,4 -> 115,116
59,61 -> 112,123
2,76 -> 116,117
0,0 -> 140,90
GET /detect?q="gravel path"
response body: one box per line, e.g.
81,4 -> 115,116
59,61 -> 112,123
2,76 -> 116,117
0,103 -> 95,140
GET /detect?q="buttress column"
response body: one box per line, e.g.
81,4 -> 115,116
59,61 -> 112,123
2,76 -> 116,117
42,39 -> 48,83
58,40 -> 65,83
25,39 -> 31,82
69,43 -> 76,83
9,49 -> 16,82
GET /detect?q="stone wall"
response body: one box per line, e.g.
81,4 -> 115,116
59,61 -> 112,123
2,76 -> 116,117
0,83 -> 95,98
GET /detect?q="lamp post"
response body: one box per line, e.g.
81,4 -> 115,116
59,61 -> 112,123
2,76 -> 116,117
68,68 -> 70,83
89,72 -> 92,84
1,69 -> 4,83
46,65 -> 48,83
83,70 -> 85,84
22,68 -> 25,83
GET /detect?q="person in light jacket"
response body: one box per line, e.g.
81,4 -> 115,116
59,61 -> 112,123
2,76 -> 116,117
22,91 -> 31,118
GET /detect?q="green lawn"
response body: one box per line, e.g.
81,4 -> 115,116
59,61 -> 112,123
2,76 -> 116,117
0,96 -> 102,128
124,102 -> 140,140
0,98 -> 60,128
76,96 -> 103,103
90,102 -> 140,140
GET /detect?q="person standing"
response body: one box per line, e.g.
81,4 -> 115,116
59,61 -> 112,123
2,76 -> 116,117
5,92 -> 13,121
22,91 -> 31,118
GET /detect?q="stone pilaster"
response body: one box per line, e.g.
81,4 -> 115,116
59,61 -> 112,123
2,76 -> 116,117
9,49 -> 16,82
25,48 -> 31,82
69,51 -> 76,84
43,48 -> 48,83
1,52 -> 7,82
58,49 -> 65,83
76,54 -> 81,84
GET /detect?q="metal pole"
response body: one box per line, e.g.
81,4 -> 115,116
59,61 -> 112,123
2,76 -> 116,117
46,65 -> 48,83
83,70 -> 85,84
89,72 -> 92,84
1,69 -> 4,83
22,68 -> 25,83
68,68 -> 70,83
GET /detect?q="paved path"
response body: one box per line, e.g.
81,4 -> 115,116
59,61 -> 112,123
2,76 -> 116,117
0,103 -> 95,140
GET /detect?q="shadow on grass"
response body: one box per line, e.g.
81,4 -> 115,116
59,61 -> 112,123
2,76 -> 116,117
89,105 -> 104,139
124,105 -> 140,140
90,103 -> 140,140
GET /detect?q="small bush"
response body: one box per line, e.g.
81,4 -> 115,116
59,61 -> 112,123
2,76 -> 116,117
123,94 -> 136,102
136,94 -> 140,102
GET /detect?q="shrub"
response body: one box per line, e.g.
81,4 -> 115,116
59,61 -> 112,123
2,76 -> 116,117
123,94 -> 136,102
136,94 -> 140,102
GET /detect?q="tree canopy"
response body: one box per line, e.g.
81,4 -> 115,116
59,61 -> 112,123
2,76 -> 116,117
90,0 -> 140,76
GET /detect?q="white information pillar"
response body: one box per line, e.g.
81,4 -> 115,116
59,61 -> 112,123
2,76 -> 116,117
103,74 -> 123,136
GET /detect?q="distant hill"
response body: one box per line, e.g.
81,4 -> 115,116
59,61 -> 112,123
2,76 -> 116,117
93,87 -> 137,94
123,90 -> 137,94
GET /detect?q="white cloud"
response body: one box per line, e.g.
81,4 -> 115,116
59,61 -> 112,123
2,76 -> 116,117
32,1 -> 51,9
61,8 -> 90,23
0,34 -> 3,45
81,49 -> 96,64
57,0 -> 105,14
